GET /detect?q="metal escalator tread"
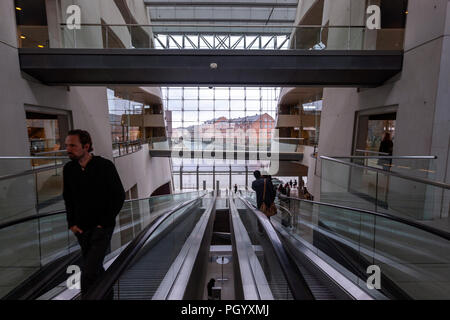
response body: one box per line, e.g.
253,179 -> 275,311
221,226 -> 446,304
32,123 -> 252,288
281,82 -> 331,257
256,242 -> 294,300
114,207 -> 201,300
294,260 -> 337,300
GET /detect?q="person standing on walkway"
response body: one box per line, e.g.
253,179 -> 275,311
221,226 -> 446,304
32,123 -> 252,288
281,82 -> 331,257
207,278 -> 216,300
285,183 -> 291,197
378,132 -> 394,170
234,184 -> 238,193
251,171 -> 276,219
63,129 -> 125,299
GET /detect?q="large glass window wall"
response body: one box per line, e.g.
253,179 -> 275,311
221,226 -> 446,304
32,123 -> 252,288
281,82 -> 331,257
162,87 -> 280,191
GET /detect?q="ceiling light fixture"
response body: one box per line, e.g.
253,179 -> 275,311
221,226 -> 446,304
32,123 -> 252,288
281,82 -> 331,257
37,45 -> 44,48
20,35 -> 26,39
16,7 -> 22,11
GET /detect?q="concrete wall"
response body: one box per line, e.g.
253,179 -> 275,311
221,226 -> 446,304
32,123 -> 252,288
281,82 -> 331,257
315,0 -> 450,221
277,115 -> 301,128
114,144 -> 172,198
57,0 -> 149,48
0,0 -> 111,223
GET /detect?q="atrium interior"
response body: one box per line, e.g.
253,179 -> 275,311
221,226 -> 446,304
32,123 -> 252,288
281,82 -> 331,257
0,0 -> 449,301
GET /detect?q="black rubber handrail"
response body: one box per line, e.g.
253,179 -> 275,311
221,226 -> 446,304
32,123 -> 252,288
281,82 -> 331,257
83,195 -> 206,300
277,193 -> 450,241
237,195 -> 315,300
2,250 -> 82,300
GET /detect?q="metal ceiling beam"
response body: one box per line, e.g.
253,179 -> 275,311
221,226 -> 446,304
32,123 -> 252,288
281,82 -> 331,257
145,1 -> 299,8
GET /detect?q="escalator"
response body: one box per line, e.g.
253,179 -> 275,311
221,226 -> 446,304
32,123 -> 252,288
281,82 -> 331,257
232,195 -> 340,300
243,191 -> 450,300
0,191 -> 208,300
83,191 -> 318,301
83,193 -> 216,300
5,188 -> 448,300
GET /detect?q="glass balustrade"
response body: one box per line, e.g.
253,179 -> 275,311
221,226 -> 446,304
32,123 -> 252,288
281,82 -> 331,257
276,196 -> 450,300
0,190 -> 206,299
18,24 -> 405,51
242,190 -> 450,299
352,152 -> 438,181
0,158 -> 70,225
320,156 -> 449,223
112,194 -> 211,299
149,137 -> 304,154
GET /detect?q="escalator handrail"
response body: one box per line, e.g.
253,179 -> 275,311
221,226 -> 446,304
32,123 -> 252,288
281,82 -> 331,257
2,250 -> 82,300
277,193 -> 450,241
237,196 -> 315,300
83,195 -> 206,300
156,194 -> 217,300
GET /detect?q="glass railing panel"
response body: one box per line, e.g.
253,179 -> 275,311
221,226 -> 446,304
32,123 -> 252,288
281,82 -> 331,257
111,191 -> 205,255
321,157 -> 448,222
22,23 -> 404,51
370,216 -> 450,299
320,157 -> 376,210
0,174 -> 37,225
0,157 -> 69,224
149,137 -> 304,155
114,198 -> 204,299
0,191 -> 205,299
351,154 -> 437,181
348,165 -> 378,211
316,204 -> 364,286
378,175 -> 443,221
39,214 -> 71,266
35,166 -> 65,214
295,200 -> 317,251
275,196 -> 450,299
0,218 -> 43,298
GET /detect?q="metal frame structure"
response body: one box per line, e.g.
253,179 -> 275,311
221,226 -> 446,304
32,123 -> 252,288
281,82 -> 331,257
154,33 -> 290,50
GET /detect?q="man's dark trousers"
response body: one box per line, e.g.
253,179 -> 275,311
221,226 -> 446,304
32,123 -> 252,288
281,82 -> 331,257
76,226 -> 114,299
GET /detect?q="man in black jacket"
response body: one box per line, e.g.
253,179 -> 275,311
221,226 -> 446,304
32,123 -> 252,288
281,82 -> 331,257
251,171 -> 276,213
63,129 -> 125,299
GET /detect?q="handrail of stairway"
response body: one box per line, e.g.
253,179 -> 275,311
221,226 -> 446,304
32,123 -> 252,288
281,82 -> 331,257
320,156 -> 450,190
237,195 -> 315,300
277,193 -> 450,241
83,195 -> 206,300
